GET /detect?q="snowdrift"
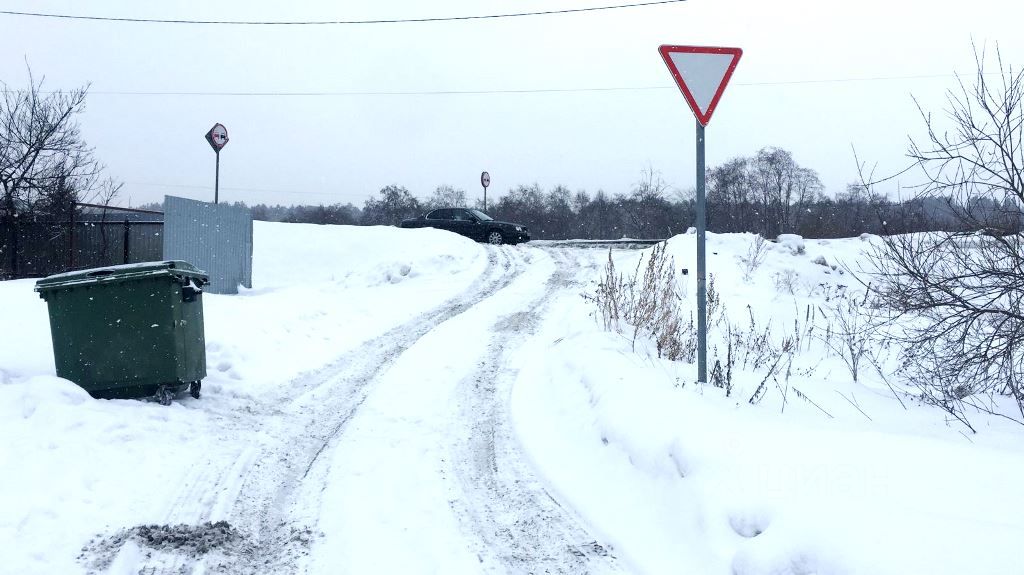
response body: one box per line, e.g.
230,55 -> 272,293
511,232 -> 1024,574
0,222 -> 485,574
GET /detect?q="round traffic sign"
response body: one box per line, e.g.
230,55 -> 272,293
205,123 -> 229,152
481,171 -> 490,188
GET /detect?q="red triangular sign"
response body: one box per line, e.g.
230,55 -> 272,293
659,45 -> 742,126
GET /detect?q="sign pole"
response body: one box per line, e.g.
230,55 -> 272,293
480,171 -> 491,211
214,151 -> 220,205
205,123 -> 229,205
695,120 -> 707,384
658,44 -> 741,386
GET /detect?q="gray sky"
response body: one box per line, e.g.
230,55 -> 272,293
2,0 -> 1022,208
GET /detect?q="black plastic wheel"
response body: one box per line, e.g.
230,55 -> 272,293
189,381 -> 202,400
156,386 -> 174,406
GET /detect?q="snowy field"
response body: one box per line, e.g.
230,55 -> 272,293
1,222 -> 1022,574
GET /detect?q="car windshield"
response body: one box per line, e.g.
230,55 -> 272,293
470,210 -> 493,221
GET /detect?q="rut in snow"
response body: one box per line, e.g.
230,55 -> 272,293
446,247 -> 622,574
84,248 -> 527,575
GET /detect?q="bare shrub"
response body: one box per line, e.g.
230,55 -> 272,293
740,234 -> 768,281
706,273 -> 723,326
585,244 -> 687,360
772,269 -> 799,295
816,291 -> 876,383
710,323 -> 734,396
587,245 -> 814,396
587,249 -> 630,331
861,45 -> 1024,427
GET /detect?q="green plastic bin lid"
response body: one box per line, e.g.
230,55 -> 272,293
35,260 -> 209,293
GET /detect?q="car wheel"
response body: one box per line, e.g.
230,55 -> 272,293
487,231 -> 504,245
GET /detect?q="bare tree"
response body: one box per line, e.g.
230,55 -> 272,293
576,189 -> 622,239
0,69 -> 126,277
748,147 -> 825,236
0,70 -> 102,223
864,45 -> 1024,426
361,185 -> 421,225
622,167 -> 675,238
423,184 -> 467,210
707,157 -> 752,232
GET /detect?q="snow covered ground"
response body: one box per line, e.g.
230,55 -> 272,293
514,232 -> 1024,574
1,223 -> 1022,574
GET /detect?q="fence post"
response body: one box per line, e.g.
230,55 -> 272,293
68,209 -> 75,271
10,222 -> 18,277
123,219 -> 131,264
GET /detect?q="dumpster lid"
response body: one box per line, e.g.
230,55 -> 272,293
35,261 -> 209,292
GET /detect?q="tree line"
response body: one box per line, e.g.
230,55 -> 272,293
150,155 -> 1008,241
3,67 -> 1017,244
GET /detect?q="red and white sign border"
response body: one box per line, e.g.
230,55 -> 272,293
658,45 -> 743,126
206,123 -> 229,152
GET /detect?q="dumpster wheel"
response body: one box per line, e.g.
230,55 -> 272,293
155,385 -> 174,406
190,381 -> 202,400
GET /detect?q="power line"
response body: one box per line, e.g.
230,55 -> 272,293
6,73 -> 977,99
0,1 -> 687,25
737,72 -> 986,87
126,181 -> 368,198
81,86 -> 673,97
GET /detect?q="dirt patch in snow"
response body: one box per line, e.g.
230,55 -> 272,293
80,520 -> 256,573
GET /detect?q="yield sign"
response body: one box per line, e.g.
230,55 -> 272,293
659,45 -> 742,126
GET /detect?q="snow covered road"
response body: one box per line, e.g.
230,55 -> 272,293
310,246 -> 618,574
9,225 -> 1023,575
87,244 -> 619,575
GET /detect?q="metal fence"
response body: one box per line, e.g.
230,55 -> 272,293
0,220 -> 164,279
163,196 -> 253,294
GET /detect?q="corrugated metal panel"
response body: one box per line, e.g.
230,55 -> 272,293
162,196 -> 253,295
127,222 -> 164,262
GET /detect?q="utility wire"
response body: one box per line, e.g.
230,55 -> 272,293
126,181 -> 368,198
2,73 -> 979,99
79,86 -> 673,97
0,1 -> 687,25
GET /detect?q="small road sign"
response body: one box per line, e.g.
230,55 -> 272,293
481,171 -> 491,211
658,45 -> 742,126
204,123 -> 229,204
205,123 -> 229,152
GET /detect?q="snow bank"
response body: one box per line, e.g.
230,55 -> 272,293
202,222 -> 485,396
512,232 -> 1024,575
775,233 -> 806,255
0,222 -> 486,574
0,376 -> 207,574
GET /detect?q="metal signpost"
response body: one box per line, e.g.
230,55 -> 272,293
204,123 -> 230,204
658,45 -> 742,384
481,171 -> 491,211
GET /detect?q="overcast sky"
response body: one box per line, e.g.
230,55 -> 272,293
2,0 -> 1022,209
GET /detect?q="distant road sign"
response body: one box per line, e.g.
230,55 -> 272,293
205,123 -> 229,152
481,171 -> 490,188
658,46 -> 742,126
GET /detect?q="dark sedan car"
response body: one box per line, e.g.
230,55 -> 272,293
400,208 -> 530,245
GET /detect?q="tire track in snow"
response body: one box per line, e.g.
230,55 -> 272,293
446,246 -> 622,574
88,247 -> 530,575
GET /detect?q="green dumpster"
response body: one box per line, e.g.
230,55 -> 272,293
34,261 -> 210,405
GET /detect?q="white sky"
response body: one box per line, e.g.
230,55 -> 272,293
1,0 -> 1021,208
